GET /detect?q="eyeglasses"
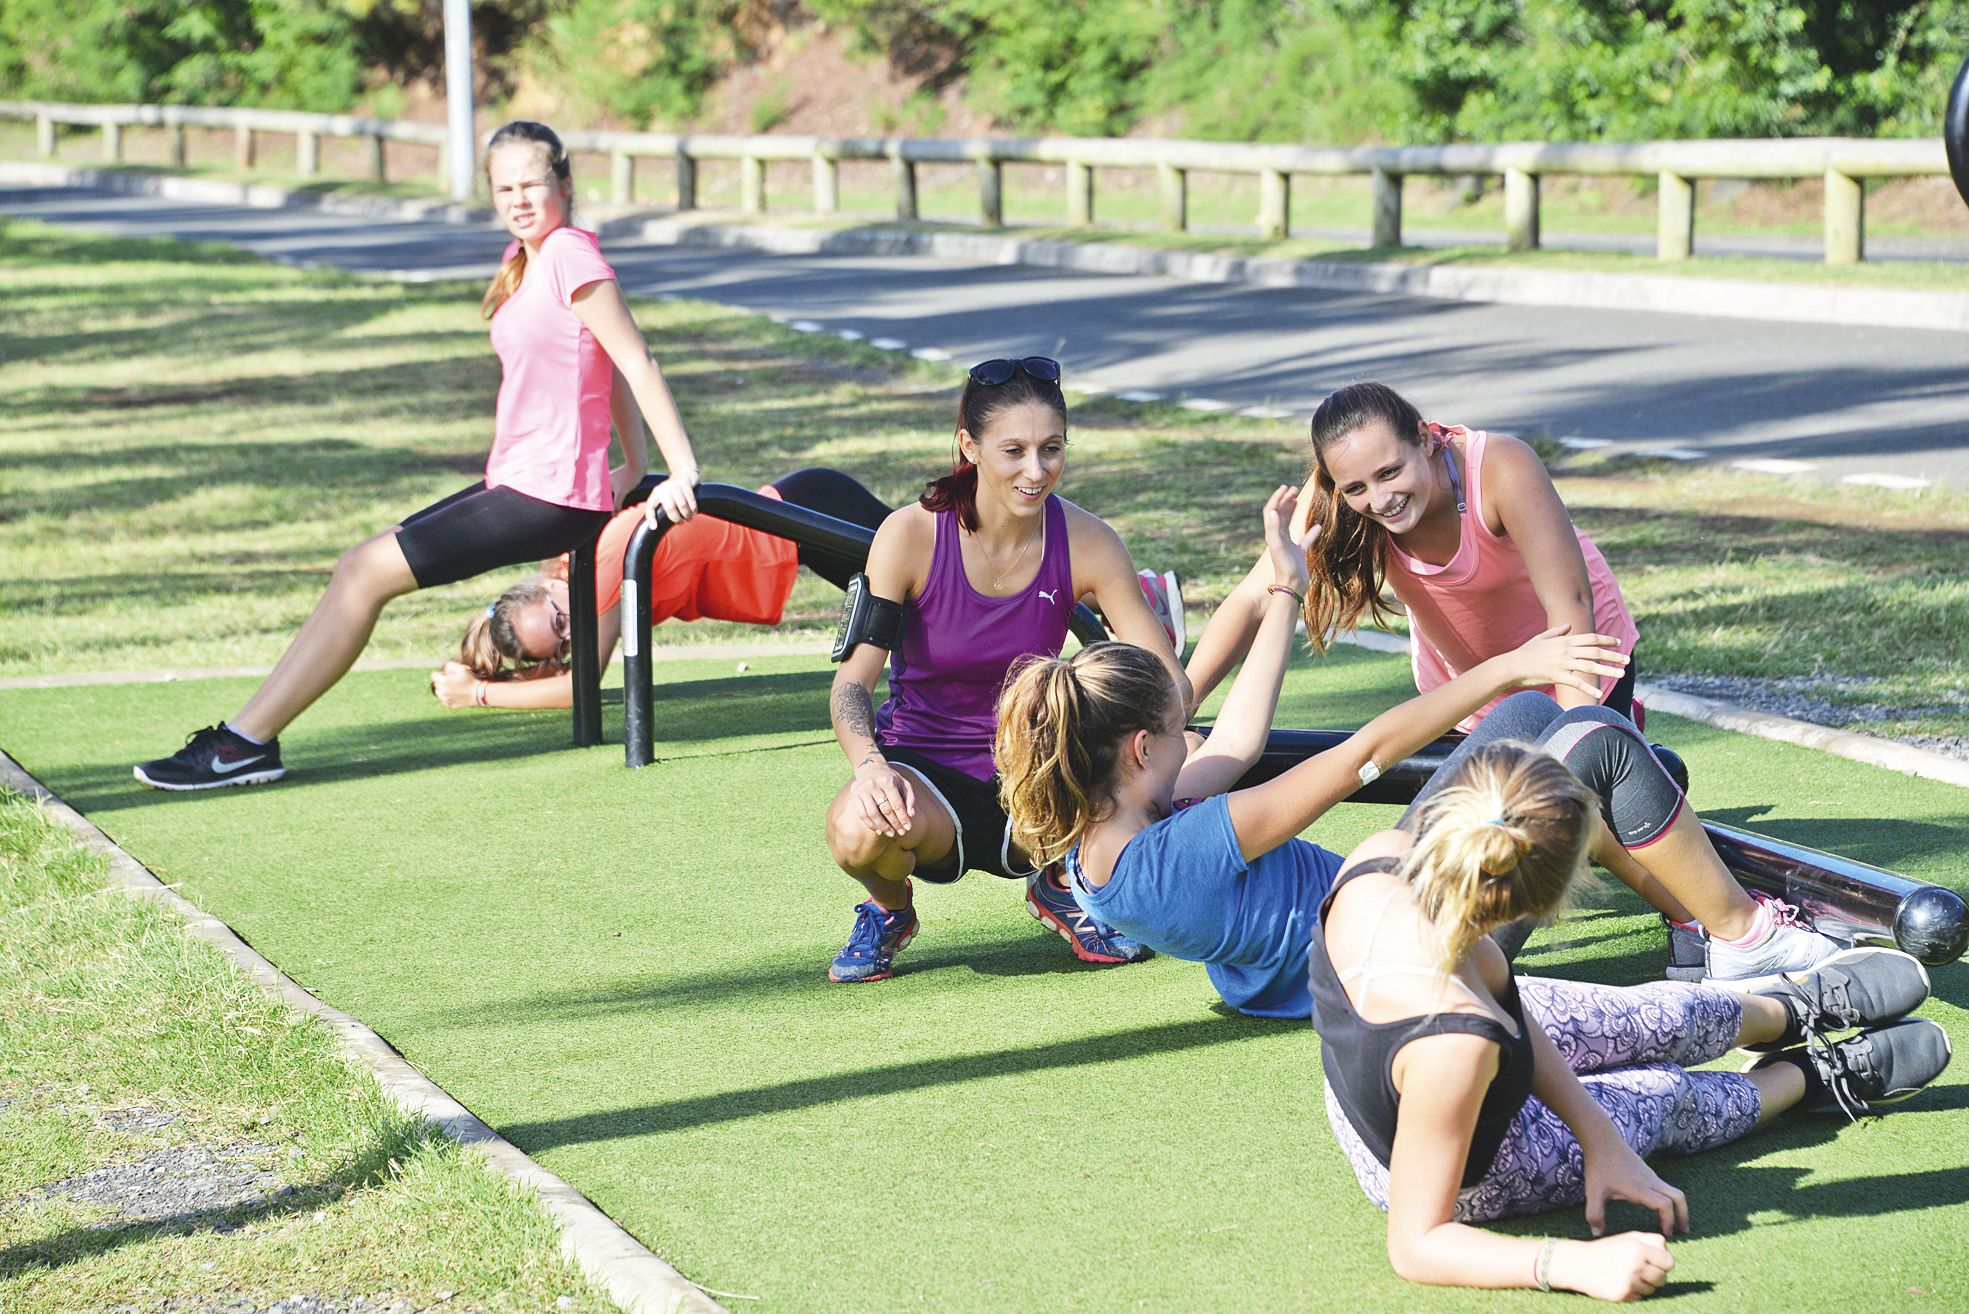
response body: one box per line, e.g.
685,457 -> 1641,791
548,596 -> 571,661
968,356 -> 1062,387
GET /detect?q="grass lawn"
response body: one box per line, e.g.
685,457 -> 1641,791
0,654 -> 1965,1311
2,219 -> 1967,1309
0,789 -> 613,1312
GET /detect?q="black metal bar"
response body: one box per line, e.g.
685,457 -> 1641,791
1704,823 -> 1967,966
567,536 -> 602,746
618,482 -> 1113,767
566,473 -> 663,748
1218,725 -> 1962,965
1220,726 -> 1691,806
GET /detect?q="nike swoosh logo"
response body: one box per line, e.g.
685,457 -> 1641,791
211,754 -> 269,774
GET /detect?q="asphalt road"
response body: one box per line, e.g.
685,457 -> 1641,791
9,182 -> 1966,489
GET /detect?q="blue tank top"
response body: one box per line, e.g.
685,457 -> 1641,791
876,497 -> 1075,780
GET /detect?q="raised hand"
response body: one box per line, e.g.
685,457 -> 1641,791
1499,625 -> 1629,699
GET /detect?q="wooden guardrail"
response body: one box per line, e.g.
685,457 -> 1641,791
2,99 -> 1950,265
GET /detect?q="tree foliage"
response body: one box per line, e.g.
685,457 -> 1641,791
2,0 -> 1963,141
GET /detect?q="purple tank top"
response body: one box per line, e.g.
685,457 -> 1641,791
877,496 -> 1075,780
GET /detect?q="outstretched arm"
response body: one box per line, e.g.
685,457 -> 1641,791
1485,436 -> 1602,710
1224,627 -> 1627,861
572,279 -> 700,523
1176,486 -> 1308,799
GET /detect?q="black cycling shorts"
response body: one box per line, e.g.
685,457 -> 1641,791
395,482 -> 613,589
881,745 -> 1039,884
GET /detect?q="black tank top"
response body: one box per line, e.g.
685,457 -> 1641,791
1308,856 -> 1536,1188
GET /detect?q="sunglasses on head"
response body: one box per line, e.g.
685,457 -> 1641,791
968,356 -> 1062,387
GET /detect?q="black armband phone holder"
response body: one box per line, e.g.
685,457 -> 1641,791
832,573 -> 905,662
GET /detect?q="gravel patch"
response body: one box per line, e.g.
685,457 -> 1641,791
109,1297 -> 484,1314
1647,673 -> 1969,764
35,1141 -> 281,1226
101,1106 -> 184,1135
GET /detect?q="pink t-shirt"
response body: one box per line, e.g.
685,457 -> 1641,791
484,227 -> 618,512
1385,426 -> 1639,731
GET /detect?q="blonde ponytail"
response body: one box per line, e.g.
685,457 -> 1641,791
457,578 -> 562,681
481,248 -> 528,319
995,642 -> 1178,867
1401,743 -> 1595,972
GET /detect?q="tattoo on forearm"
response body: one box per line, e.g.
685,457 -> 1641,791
833,683 -> 878,747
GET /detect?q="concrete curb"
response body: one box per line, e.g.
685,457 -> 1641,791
604,216 -> 1969,334
6,160 -> 1963,332
0,159 -> 492,224
1336,627 -> 1969,790
0,749 -> 725,1314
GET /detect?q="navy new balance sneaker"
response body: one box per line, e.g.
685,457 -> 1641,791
134,725 -> 285,791
1026,869 -> 1150,965
829,895 -> 920,983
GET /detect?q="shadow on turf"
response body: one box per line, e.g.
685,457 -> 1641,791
500,1014 -> 1297,1151
42,668 -> 839,814
1703,806 -> 1969,876
0,1121 -> 444,1278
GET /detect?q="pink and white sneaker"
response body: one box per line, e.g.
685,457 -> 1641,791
1136,568 -> 1186,652
1705,889 -> 1845,983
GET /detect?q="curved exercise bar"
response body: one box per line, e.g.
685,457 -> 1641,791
1219,725 -> 1962,965
567,472 -> 664,747
1216,726 -> 1690,806
1949,53 -> 1969,210
1704,824 -> 1968,966
618,482 -> 1108,767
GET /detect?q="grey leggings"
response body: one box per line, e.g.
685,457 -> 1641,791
1324,976 -> 1762,1221
1402,691 -> 1685,847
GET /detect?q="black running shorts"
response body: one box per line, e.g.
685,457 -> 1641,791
880,745 -> 1039,884
395,482 -> 613,589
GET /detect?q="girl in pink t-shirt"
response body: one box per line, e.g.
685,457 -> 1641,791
136,121 -> 703,791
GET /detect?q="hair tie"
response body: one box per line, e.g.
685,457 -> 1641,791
486,604 -> 498,618
1486,816 -> 1510,827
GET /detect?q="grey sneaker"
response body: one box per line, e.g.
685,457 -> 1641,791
1705,890 -> 1844,982
1750,1018 -> 1952,1119
1664,916 -> 1707,983
1742,946 -> 1931,1052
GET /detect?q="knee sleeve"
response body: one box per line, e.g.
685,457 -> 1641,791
1536,707 -> 1682,847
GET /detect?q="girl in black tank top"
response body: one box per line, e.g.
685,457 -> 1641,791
1313,733 -> 1946,1302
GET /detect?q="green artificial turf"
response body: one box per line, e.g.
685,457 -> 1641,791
2,645 -> 1964,1311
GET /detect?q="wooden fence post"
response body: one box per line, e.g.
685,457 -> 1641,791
1258,168 -> 1289,239
102,120 -> 121,162
1656,171 -> 1694,260
892,150 -> 918,220
169,123 -> 188,169
813,155 -> 838,213
611,150 -> 634,205
1824,169 -> 1863,265
1066,160 -> 1093,226
36,113 -> 55,158
978,158 -> 1003,226
675,145 -> 697,210
1504,168 -> 1539,250
1371,168 -> 1402,247
1158,163 -> 1186,233
368,133 -> 387,183
296,130 -> 318,177
740,155 -> 765,213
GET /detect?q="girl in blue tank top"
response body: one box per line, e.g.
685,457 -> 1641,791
821,358 -> 1191,984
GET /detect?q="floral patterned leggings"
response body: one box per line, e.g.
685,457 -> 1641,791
1324,976 -> 1763,1222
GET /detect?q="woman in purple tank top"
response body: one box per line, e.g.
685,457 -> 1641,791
822,358 -> 1192,983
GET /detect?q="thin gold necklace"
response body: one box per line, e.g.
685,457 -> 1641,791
980,525 -> 1040,593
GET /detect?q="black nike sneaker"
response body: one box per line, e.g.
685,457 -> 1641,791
134,725 -> 285,791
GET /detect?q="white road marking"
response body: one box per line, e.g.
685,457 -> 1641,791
870,337 -> 907,350
1842,472 -> 1931,490
788,320 -> 822,333
1117,389 -> 1165,403
835,329 -> 864,341
1731,458 -> 1818,475
1558,436 -> 1613,449
1239,404 -> 1294,419
1641,447 -> 1707,461
909,346 -> 952,362
1181,398 -> 1235,413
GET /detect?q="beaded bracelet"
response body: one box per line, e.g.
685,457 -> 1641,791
1533,1236 -> 1557,1293
1266,584 -> 1305,605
